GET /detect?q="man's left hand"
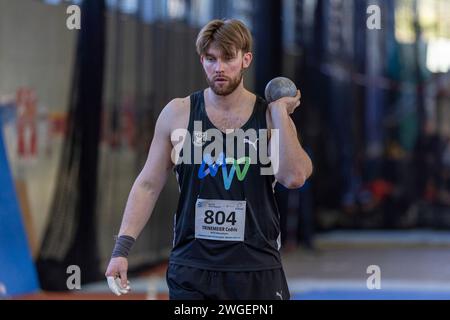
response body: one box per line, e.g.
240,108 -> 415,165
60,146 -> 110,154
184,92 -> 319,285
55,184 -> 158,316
269,90 -> 301,115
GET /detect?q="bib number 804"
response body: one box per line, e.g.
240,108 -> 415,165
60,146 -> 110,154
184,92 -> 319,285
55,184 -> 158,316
204,210 -> 237,226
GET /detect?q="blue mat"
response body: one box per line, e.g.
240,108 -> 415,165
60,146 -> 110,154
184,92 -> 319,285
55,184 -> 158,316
0,127 -> 40,297
293,290 -> 450,300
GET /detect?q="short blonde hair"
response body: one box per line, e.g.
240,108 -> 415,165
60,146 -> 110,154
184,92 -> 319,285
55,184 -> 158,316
196,19 -> 253,58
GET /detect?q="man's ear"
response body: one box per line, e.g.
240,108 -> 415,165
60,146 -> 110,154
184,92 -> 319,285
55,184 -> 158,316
242,52 -> 253,69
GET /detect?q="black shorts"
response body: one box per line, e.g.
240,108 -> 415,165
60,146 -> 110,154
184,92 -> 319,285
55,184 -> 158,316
166,263 -> 290,300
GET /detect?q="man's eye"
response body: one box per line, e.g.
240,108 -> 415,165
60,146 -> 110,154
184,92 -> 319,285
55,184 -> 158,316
206,57 -> 215,62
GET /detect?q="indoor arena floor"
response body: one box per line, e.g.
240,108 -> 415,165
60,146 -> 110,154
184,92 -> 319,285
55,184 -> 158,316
16,230 -> 450,300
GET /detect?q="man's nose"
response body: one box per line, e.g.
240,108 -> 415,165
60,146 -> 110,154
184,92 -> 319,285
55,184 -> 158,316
214,60 -> 224,73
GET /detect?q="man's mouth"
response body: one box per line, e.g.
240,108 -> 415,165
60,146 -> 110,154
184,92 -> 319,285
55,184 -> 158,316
214,77 -> 228,83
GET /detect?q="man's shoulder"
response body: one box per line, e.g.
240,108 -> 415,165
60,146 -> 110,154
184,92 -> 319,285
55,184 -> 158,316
160,95 -> 191,118
158,95 -> 191,132
166,95 -> 191,111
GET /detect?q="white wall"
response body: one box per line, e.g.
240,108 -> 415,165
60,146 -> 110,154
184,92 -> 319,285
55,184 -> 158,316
0,0 -> 77,112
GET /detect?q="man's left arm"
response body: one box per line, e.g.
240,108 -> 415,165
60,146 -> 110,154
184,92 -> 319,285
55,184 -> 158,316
268,93 -> 313,189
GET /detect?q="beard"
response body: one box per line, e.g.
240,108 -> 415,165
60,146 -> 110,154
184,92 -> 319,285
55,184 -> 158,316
206,69 -> 244,96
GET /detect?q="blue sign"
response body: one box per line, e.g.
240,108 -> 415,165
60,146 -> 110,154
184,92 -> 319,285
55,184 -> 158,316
0,127 -> 40,297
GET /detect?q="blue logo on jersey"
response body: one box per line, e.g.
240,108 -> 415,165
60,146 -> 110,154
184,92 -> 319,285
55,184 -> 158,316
198,152 -> 251,190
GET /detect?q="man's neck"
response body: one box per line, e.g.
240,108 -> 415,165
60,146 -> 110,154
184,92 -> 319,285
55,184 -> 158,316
206,82 -> 250,112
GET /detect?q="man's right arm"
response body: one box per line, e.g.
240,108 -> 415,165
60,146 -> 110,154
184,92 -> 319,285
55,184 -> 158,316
117,99 -> 179,239
105,99 -> 180,288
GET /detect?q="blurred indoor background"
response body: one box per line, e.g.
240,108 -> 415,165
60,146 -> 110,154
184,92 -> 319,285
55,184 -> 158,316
1,0 -> 450,299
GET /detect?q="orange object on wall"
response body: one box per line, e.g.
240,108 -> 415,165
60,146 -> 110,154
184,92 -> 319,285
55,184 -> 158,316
16,88 -> 38,158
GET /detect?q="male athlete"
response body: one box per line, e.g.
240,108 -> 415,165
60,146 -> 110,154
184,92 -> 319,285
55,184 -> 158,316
105,19 -> 313,300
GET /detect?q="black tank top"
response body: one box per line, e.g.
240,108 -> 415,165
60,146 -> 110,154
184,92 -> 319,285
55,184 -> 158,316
169,90 -> 282,271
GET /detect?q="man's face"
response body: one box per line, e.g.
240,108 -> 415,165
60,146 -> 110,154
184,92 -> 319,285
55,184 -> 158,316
201,44 -> 252,96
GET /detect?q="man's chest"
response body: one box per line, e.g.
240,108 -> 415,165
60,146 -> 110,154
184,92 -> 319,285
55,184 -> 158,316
207,109 -> 250,132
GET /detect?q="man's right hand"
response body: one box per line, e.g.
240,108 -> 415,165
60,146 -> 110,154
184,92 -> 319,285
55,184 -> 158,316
105,257 -> 130,296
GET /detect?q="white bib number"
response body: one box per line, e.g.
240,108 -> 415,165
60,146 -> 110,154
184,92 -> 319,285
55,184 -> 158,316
195,199 -> 246,241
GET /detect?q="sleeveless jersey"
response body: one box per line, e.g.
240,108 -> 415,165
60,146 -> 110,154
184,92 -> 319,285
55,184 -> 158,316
169,90 -> 283,271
